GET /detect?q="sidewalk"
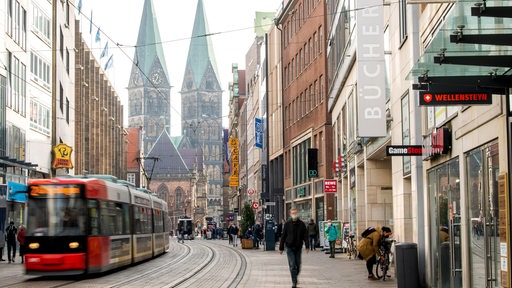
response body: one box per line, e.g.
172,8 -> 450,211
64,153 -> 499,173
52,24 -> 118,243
230,241 -> 397,288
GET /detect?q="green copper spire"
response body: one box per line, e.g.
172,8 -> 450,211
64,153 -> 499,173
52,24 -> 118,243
131,0 -> 169,81
183,0 -> 220,88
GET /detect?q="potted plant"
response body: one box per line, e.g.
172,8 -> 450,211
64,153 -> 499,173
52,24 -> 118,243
240,202 -> 255,249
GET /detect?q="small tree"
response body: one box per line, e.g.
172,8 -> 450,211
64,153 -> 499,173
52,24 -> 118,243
240,202 -> 255,238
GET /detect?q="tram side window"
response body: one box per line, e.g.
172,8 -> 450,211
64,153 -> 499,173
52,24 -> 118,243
88,200 -> 99,235
134,206 -> 153,234
163,211 -> 168,232
100,201 -> 128,236
154,209 -> 163,233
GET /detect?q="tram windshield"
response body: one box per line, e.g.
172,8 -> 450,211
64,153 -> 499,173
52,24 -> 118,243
27,184 -> 86,236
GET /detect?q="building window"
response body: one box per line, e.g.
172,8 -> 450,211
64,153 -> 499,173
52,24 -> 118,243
7,53 -> 26,116
0,76 -> 6,157
32,4 -> 51,43
314,80 -> 318,107
30,52 -> 51,89
60,28 -> 64,58
66,97 -> 70,124
313,32 -> 317,58
309,38 -> 313,64
318,25 -> 323,54
127,173 -> 136,185
401,93 -> 410,175
7,1 -> 27,49
65,0 -> 70,26
59,84 -> 64,112
6,122 -> 26,160
66,49 -> 70,74
29,100 -> 50,135
304,43 -> 308,67
292,138 -> 311,186
319,75 -> 324,103
399,0 -> 407,44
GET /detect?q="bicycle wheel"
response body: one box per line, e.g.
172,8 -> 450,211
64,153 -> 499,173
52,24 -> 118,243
375,257 -> 388,280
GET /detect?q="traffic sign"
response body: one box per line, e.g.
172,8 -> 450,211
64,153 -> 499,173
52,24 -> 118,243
229,138 -> 239,147
229,180 -> 239,187
248,188 -> 255,195
252,201 -> 259,210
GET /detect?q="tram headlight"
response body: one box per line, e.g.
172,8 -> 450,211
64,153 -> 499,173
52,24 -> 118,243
29,242 -> 40,249
69,242 -> 80,249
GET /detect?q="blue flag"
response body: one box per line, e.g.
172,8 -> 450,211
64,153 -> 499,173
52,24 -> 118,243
100,42 -> 108,58
95,27 -> 101,43
77,0 -> 83,14
104,55 -> 113,70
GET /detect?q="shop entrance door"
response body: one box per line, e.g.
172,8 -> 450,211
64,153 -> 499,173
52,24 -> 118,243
466,141 -> 501,288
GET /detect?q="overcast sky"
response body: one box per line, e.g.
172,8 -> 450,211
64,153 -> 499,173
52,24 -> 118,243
77,0 -> 282,136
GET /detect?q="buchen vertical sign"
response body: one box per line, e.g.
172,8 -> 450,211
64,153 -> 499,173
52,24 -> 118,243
356,0 -> 386,137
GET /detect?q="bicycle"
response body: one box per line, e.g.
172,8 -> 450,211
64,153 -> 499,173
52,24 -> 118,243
375,239 -> 395,281
346,234 -> 358,259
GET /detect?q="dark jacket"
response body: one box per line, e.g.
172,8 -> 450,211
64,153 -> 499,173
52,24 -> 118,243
307,222 -> 318,236
5,224 -> 17,242
279,219 -> 309,251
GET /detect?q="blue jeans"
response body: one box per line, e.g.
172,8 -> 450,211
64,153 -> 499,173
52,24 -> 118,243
309,235 -> 316,249
286,247 -> 302,285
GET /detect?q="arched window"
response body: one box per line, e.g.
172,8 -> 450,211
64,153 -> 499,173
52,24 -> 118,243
175,187 -> 184,209
157,183 -> 169,201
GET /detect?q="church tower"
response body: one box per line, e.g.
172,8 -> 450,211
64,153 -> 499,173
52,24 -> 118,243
128,0 -> 171,155
181,0 -> 223,221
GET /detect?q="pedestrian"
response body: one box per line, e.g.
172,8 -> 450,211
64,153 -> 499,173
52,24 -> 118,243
279,209 -> 309,288
17,225 -> 26,264
178,227 -> 185,244
356,226 -> 392,280
324,220 -> 340,258
307,219 -> 318,251
5,221 -> 17,263
231,223 -> 239,247
0,230 -> 5,261
253,222 -> 262,249
227,224 -> 233,245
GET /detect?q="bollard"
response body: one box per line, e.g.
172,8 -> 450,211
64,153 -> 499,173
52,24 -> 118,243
395,242 -> 420,288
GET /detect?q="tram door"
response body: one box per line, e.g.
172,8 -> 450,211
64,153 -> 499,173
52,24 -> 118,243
467,142 -> 501,288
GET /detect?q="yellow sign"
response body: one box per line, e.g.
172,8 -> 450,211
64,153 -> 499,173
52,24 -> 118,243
231,154 -> 239,162
232,161 -> 239,170
229,138 -> 239,147
52,143 -> 74,169
231,147 -> 239,155
30,185 -> 80,197
229,181 -> 239,187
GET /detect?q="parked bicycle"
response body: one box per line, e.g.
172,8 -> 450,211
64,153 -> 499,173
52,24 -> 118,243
345,234 -> 358,259
376,239 -> 395,281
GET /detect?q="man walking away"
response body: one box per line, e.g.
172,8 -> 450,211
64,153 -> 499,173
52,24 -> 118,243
307,219 -> 318,251
231,224 -> 239,247
5,221 -> 17,263
324,220 -> 340,258
279,209 -> 309,288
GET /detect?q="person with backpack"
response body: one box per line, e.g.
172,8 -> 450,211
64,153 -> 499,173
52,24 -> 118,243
325,220 -> 340,258
356,226 -> 392,280
307,219 -> 318,251
5,221 -> 17,263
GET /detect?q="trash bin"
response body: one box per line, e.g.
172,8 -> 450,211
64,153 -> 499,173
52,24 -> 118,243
265,219 -> 275,251
395,242 -> 420,288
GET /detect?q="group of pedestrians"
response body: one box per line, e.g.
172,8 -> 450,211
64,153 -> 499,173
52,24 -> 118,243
1,221 -> 25,264
278,209 -> 393,288
227,223 -> 239,247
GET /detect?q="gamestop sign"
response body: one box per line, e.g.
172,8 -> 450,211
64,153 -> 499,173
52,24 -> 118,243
356,0 -> 386,137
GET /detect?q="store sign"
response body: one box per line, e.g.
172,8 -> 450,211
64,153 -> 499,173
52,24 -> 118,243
419,91 -> 492,106
255,118 -> 263,149
324,179 -> 337,193
422,127 -> 452,161
356,0 -> 386,137
386,145 -> 423,156
52,143 -> 73,169
229,138 -> 239,187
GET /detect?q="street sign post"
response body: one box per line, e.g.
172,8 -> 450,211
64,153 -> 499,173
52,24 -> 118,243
248,188 -> 255,195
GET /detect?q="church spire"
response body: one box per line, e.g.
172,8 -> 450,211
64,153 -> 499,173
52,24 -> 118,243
130,0 -> 169,86
182,0 -> 220,90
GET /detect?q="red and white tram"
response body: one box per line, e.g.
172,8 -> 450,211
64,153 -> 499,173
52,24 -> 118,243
24,176 -> 169,275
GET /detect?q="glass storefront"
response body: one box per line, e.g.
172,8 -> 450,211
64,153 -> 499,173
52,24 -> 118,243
315,196 -> 324,222
466,141 -> 501,288
428,158 -> 462,288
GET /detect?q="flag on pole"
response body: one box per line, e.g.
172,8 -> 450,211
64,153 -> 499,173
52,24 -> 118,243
104,55 -> 113,70
77,0 -> 83,14
100,42 -> 108,58
95,27 -> 101,43
89,10 -> 93,34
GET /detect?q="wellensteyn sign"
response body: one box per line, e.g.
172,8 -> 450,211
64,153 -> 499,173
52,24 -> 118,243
356,0 -> 386,137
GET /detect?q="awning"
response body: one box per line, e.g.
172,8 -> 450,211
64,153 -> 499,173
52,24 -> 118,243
0,156 -> 38,170
409,0 -> 512,92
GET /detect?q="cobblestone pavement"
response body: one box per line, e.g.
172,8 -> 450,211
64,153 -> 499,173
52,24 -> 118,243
0,237 -> 398,288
